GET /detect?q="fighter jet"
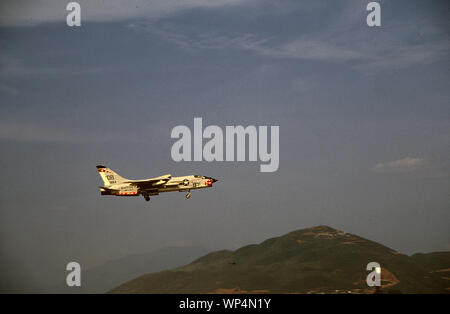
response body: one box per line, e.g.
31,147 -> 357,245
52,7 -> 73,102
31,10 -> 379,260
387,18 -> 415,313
96,165 -> 218,202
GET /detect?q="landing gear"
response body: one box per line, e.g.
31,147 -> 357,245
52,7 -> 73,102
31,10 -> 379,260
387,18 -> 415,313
144,196 -> 150,202
185,190 -> 191,199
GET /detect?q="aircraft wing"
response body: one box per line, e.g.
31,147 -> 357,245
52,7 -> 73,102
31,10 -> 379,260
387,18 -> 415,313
125,174 -> 172,189
164,180 -> 183,186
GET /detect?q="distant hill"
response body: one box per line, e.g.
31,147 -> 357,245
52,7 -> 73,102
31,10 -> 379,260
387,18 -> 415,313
109,226 -> 450,294
51,246 -> 210,293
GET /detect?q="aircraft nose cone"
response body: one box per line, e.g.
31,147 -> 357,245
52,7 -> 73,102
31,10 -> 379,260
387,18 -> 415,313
212,178 -> 218,183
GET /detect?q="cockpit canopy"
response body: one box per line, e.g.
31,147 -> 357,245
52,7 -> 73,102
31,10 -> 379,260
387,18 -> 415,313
194,175 -> 215,180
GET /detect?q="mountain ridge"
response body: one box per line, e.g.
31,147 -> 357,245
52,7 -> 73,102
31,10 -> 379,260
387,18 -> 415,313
110,226 -> 449,294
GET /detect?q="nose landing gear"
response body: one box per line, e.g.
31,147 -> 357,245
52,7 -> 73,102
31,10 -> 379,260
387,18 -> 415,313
186,190 -> 191,199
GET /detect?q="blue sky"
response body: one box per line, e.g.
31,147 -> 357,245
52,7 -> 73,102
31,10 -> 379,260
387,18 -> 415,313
0,0 -> 449,292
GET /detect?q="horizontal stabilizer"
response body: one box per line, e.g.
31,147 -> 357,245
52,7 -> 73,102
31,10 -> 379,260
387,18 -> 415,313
99,186 -> 119,195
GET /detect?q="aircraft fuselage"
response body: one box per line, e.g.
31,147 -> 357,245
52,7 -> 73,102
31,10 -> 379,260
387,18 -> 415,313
97,165 -> 217,202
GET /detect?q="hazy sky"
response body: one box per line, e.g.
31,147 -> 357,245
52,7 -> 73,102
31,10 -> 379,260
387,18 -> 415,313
0,0 -> 449,292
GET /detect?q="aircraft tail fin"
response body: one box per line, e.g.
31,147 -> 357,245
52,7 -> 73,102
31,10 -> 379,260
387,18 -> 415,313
96,165 -> 128,186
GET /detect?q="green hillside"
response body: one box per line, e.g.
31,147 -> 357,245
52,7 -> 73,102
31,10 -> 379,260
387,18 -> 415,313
110,226 -> 450,294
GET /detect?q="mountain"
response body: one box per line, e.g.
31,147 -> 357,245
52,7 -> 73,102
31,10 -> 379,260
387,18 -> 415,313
109,226 -> 449,294
50,246 -> 210,293
410,251 -> 450,292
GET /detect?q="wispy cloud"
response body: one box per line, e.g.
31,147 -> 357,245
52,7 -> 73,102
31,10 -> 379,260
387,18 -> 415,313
130,19 -> 448,73
373,157 -> 427,173
0,54 -> 108,79
127,0 -> 448,72
256,38 -> 363,62
3,1 -> 447,72
0,121 -> 159,144
0,0 -> 251,26
0,122 -> 102,143
128,24 -> 269,53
